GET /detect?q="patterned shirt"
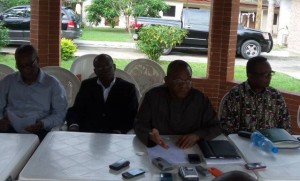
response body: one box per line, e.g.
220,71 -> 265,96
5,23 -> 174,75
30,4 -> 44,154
221,81 -> 291,135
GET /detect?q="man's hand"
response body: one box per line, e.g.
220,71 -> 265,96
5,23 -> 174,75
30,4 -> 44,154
68,125 -> 79,132
25,120 -> 43,133
149,128 -> 169,149
176,134 -> 199,149
0,117 -> 10,132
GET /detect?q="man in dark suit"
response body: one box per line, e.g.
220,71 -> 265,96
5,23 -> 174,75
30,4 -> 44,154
66,54 -> 138,134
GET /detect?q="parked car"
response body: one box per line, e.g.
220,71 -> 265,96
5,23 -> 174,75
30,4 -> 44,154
0,5 -> 82,45
133,8 -> 273,59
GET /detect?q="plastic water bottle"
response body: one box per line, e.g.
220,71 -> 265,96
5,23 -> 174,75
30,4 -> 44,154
250,131 -> 278,154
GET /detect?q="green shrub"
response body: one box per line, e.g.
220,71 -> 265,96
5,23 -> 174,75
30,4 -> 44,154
0,22 -> 9,49
61,38 -> 77,61
137,25 -> 187,61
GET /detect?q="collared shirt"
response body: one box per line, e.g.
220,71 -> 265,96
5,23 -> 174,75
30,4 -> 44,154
0,69 -> 68,131
221,81 -> 291,135
134,85 -> 221,146
97,78 -> 116,102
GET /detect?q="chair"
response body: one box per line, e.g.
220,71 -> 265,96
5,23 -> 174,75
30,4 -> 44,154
124,58 -> 166,95
70,54 -> 98,81
0,64 -> 15,80
89,69 -> 142,102
218,92 -> 229,120
41,66 -> 81,108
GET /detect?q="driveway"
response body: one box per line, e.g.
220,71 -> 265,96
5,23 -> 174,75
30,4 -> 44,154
74,40 -> 300,80
2,40 -> 300,79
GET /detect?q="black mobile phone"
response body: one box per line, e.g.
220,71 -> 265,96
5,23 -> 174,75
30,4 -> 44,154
245,163 -> 266,170
160,173 -> 173,181
109,159 -> 130,171
122,168 -> 145,179
188,154 -> 201,164
195,165 -> 211,177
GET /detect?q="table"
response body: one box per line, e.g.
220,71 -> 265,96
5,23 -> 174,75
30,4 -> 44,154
228,134 -> 300,181
0,133 -> 39,181
19,131 -> 254,181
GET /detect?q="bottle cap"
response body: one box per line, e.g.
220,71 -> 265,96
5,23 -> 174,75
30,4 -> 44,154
272,147 -> 278,153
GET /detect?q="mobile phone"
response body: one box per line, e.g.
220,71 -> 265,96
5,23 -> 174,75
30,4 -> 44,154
208,167 -> 223,177
122,168 -> 145,179
188,154 -> 201,164
245,162 -> 266,170
178,166 -> 199,181
195,165 -> 211,177
160,173 -> 173,181
109,159 -> 130,171
152,157 -> 173,171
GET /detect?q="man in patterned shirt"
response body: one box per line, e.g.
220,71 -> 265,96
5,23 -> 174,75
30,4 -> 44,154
221,56 -> 291,135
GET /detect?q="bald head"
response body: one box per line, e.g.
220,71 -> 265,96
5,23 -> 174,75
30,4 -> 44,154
93,54 -> 116,87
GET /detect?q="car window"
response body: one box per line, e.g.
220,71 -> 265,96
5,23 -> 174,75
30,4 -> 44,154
64,8 -> 79,21
61,12 -> 68,20
3,7 -> 26,19
24,7 -> 31,18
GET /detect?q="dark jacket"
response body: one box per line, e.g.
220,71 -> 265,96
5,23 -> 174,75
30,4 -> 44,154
66,77 -> 138,133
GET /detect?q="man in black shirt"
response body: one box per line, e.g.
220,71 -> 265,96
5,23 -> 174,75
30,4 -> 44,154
134,60 -> 221,149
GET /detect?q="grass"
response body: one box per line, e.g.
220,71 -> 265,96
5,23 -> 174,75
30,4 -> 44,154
78,27 -> 133,42
1,54 -> 300,93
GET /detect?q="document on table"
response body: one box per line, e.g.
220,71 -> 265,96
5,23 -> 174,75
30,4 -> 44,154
7,110 -> 37,133
146,139 -> 188,164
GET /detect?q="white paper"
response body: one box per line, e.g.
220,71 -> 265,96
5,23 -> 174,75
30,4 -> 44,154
7,110 -> 37,133
146,138 -> 188,165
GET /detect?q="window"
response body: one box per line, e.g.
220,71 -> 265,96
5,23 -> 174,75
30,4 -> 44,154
3,7 -> 26,19
163,6 -> 176,17
273,14 -> 278,25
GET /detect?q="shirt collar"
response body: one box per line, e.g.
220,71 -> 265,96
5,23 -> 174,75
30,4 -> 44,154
97,77 -> 116,90
17,68 -> 44,84
245,80 -> 270,94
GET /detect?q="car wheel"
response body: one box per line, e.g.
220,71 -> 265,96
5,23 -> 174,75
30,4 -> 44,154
162,48 -> 172,55
240,40 -> 261,59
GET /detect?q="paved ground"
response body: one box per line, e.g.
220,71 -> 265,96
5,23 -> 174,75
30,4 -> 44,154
75,40 -> 300,80
2,40 -> 300,79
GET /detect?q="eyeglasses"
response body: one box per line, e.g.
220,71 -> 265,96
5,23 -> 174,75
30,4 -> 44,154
94,65 -> 113,71
16,58 -> 37,70
252,71 -> 275,78
172,79 -> 192,86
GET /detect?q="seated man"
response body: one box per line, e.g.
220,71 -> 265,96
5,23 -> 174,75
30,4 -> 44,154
213,171 -> 257,181
134,60 -> 221,149
66,54 -> 138,133
221,56 -> 291,135
0,45 -> 68,140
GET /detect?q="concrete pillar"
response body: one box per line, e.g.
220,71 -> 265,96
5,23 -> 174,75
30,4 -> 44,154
266,0 -> 275,34
277,0 -> 291,46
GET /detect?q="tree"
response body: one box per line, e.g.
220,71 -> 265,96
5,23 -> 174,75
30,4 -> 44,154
0,22 -> 8,50
133,0 -> 169,18
85,0 -> 168,30
86,0 -> 120,28
0,0 -> 30,10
